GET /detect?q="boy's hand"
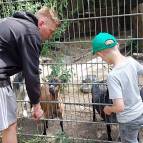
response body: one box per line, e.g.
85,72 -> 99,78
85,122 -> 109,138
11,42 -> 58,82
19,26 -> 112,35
103,106 -> 112,115
32,103 -> 43,121
104,99 -> 124,115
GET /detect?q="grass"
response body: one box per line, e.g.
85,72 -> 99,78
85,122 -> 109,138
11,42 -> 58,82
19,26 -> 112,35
18,132 -> 71,143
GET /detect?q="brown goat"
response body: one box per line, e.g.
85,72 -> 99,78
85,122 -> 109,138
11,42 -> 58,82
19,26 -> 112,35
40,78 -> 64,135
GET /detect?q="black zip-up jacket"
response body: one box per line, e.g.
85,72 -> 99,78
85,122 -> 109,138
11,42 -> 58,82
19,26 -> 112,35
0,12 -> 42,104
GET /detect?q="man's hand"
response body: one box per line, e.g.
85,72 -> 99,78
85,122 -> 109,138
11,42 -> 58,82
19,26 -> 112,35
32,103 -> 43,121
103,106 -> 112,115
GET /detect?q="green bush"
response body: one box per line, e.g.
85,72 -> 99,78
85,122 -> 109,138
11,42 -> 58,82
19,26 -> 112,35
47,57 -> 72,84
55,132 -> 71,143
18,132 -> 71,143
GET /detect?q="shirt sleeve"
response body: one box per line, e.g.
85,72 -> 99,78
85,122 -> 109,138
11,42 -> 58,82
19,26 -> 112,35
107,75 -> 123,100
134,59 -> 143,75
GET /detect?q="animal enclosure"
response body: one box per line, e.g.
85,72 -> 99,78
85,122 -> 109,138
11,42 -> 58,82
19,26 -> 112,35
1,0 -> 143,142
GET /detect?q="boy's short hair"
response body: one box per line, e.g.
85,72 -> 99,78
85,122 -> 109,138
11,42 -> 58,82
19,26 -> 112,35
91,32 -> 118,55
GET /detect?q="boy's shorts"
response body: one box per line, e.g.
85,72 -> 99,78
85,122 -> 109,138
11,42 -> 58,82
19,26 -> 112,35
0,85 -> 17,131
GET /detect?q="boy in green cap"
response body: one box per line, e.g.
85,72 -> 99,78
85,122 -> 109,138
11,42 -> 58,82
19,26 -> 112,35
92,32 -> 143,143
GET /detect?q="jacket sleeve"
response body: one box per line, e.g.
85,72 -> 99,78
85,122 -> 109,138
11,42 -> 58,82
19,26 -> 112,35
19,34 -> 41,105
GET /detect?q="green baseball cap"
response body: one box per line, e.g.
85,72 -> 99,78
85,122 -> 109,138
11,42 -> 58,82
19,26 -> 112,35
91,32 -> 118,55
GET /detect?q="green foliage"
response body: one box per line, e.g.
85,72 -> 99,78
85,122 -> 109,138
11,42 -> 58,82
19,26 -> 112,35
18,132 -> 71,143
18,136 -> 47,143
0,3 -> 14,17
14,2 -> 42,14
48,57 -> 72,84
52,20 -> 69,41
40,41 -> 51,57
43,0 -> 68,18
55,132 -> 71,143
0,1 -> 41,17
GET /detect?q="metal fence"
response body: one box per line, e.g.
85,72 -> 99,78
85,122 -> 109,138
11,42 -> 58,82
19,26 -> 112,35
1,0 -> 143,142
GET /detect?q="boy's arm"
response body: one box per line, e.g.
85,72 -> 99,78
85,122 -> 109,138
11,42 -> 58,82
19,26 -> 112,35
106,74 -> 124,115
103,98 -> 124,115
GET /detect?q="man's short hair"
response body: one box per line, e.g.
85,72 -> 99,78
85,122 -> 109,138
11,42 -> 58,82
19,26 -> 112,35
35,6 -> 60,26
